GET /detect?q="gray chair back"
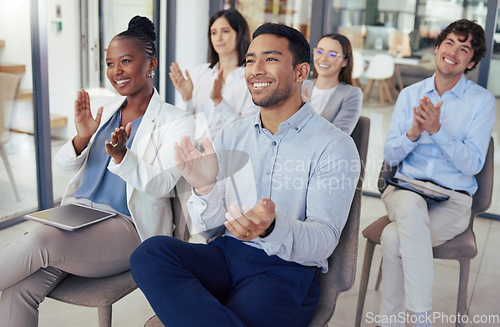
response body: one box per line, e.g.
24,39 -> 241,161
308,116 -> 370,326
470,138 -> 494,220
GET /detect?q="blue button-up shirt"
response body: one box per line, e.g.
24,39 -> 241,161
74,109 -> 143,215
384,74 -> 495,195
187,103 -> 360,272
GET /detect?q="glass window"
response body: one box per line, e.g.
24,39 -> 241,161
236,0 -> 313,40
330,0 -> 500,216
49,0 -> 153,207
0,0 -> 39,222
487,1 -> 500,96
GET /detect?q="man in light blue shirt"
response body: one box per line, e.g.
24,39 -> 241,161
130,23 -> 360,327
379,19 -> 495,327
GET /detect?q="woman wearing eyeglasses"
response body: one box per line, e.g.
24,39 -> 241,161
169,9 -> 258,140
303,33 -> 363,135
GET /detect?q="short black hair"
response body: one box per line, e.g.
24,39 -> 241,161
435,19 -> 486,73
115,16 -> 156,58
252,23 -> 310,66
208,9 -> 251,68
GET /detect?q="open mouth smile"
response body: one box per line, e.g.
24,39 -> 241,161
115,79 -> 131,86
252,82 -> 271,89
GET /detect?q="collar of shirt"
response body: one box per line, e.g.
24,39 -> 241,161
252,102 -> 315,135
427,73 -> 468,99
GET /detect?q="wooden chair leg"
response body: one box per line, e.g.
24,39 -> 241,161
375,258 -> 383,291
382,80 -> 394,104
388,76 -> 400,97
364,79 -> 374,103
378,81 -> 386,106
98,305 -> 112,327
0,144 -> 20,201
355,240 -> 377,327
456,259 -> 470,327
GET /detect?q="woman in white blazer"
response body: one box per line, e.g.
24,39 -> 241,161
0,16 -> 194,326
303,33 -> 363,135
169,9 -> 258,140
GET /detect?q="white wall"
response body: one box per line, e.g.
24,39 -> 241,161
0,0 -> 33,90
379,0 -> 416,12
46,0 -> 82,138
0,0 -> 81,139
174,0 -> 209,106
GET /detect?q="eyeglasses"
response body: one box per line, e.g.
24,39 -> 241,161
313,48 -> 345,58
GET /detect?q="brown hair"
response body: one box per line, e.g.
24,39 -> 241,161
311,33 -> 353,84
208,9 -> 251,68
435,19 -> 486,73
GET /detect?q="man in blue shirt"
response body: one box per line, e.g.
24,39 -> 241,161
130,23 -> 360,326
379,19 -> 495,327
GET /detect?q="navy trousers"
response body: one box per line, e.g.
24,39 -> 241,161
130,236 -> 321,327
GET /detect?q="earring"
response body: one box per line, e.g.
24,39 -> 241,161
147,71 -> 155,78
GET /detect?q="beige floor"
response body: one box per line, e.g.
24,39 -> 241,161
1,97 -> 500,326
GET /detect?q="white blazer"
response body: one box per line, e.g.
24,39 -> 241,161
55,89 -> 195,241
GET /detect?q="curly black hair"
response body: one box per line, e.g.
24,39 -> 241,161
115,15 -> 156,58
435,19 -> 486,73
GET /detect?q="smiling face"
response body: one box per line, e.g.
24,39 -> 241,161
435,32 -> 475,81
244,34 -> 301,109
105,37 -> 154,97
210,16 -> 238,57
313,37 -> 347,81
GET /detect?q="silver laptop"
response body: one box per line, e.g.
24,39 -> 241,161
24,203 -> 116,231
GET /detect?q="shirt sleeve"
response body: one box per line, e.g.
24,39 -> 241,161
185,133 -> 229,239
259,136 -> 360,268
54,138 -> 91,175
331,86 -> 363,135
186,180 -> 227,239
429,92 -> 495,176
383,88 -> 419,166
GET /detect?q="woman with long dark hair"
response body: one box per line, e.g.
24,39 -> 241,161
169,9 -> 258,139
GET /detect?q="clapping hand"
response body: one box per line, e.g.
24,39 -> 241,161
209,68 -> 224,106
224,198 -> 276,241
73,90 -> 103,155
414,96 -> 442,135
407,96 -> 442,141
173,136 -> 219,195
74,90 -> 102,140
169,62 -> 194,101
105,123 -> 131,164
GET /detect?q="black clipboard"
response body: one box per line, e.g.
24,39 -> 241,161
386,177 -> 450,202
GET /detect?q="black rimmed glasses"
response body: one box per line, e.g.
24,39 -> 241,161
313,48 -> 345,58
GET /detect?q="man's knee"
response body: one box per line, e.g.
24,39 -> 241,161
131,236 -> 165,267
380,223 -> 400,254
130,236 -> 182,278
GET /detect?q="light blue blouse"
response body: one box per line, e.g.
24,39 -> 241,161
74,109 -> 143,215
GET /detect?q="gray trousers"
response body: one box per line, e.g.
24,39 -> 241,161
0,210 -> 140,327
